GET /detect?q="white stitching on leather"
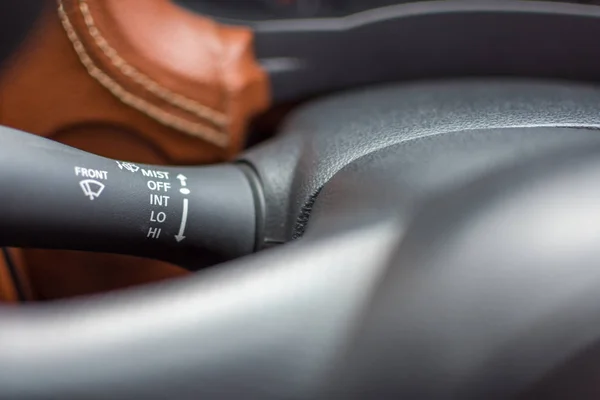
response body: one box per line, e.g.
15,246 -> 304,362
78,0 -> 228,127
57,0 -> 229,148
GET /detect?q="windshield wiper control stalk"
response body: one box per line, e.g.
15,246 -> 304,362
0,127 -> 260,268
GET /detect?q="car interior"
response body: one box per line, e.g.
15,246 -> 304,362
3,0 -> 600,398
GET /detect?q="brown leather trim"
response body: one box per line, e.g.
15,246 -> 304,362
57,0 -> 271,153
0,1 -> 270,162
21,249 -> 188,300
0,253 -> 18,302
0,248 -> 34,302
57,1 -> 228,147
77,0 -> 228,127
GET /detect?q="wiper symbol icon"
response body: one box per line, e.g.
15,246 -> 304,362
79,179 -> 105,200
116,161 -> 139,173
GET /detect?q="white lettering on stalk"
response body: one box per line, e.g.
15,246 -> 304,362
147,181 -> 171,192
147,227 -> 161,239
150,194 -> 170,207
74,166 -> 108,180
141,169 -> 170,180
150,211 -> 167,223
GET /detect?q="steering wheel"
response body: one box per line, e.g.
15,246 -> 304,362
4,2 -> 600,400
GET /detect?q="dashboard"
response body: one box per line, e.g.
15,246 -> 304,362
176,0 -> 600,22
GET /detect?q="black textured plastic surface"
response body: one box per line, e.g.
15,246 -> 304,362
308,127 -> 600,238
243,79 -> 600,245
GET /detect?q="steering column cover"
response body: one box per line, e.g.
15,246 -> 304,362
243,80 -> 600,245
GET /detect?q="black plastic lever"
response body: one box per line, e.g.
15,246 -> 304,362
0,126 -> 260,268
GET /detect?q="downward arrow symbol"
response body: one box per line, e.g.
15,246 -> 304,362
174,198 -> 188,242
